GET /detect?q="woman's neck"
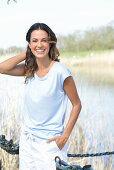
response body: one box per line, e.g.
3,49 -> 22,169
35,57 -> 55,78
36,57 -> 52,71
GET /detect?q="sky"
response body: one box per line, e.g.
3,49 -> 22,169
0,0 -> 114,49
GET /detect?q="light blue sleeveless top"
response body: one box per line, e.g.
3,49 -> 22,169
21,62 -> 72,140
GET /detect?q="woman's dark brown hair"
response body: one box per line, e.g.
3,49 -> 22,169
25,23 -> 60,82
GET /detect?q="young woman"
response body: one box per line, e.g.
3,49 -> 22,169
0,23 -> 81,170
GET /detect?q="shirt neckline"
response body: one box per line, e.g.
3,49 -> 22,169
35,61 -> 57,81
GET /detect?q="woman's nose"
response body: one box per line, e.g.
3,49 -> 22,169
37,41 -> 42,48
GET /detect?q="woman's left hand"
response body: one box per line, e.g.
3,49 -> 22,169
46,135 -> 68,150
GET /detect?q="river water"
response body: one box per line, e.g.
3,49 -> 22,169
75,74 -> 114,136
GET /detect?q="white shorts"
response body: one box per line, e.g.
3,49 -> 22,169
19,133 -> 68,170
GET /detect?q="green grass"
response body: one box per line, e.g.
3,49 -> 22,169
60,51 -> 89,58
60,49 -> 114,58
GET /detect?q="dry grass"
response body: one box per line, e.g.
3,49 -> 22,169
65,117 -> 113,170
0,66 -> 25,169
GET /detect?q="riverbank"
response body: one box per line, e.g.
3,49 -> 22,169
60,50 -> 114,86
0,51 -> 114,86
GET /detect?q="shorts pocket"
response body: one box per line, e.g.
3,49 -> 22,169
53,141 -> 61,151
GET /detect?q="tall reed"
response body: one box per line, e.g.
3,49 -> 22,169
0,72 -> 24,170
0,53 -> 113,169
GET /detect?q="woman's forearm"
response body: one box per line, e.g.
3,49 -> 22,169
0,52 -> 26,73
46,102 -> 81,150
62,101 -> 82,142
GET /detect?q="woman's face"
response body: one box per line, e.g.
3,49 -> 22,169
29,29 -> 50,60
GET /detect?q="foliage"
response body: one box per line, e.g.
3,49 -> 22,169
7,0 -> 17,4
57,22 -> 114,53
0,46 -> 25,56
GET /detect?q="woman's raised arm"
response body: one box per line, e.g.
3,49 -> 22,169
0,52 -> 26,76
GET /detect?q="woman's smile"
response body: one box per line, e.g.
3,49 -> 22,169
35,49 -> 45,55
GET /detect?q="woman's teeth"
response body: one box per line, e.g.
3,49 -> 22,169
36,50 -> 44,52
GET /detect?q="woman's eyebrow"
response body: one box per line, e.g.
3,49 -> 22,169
31,37 -> 49,40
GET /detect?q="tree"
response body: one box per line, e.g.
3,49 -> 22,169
7,0 -> 17,4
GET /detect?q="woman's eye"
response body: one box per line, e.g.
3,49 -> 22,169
42,39 -> 48,42
32,40 -> 37,42
31,39 -> 48,43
